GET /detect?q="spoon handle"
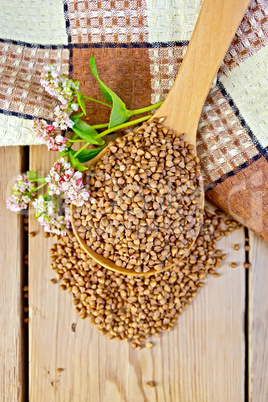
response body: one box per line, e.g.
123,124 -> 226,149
154,0 -> 251,144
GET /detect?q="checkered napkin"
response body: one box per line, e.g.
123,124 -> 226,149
0,0 -> 267,240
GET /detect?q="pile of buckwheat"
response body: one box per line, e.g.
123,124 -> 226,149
50,206 -> 241,349
73,118 -> 203,273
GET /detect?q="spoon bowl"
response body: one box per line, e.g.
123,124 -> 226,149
71,202 -> 200,276
71,0 -> 251,276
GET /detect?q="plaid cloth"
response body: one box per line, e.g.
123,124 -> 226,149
0,0 -> 268,240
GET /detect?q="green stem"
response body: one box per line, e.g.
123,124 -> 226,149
68,139 -> 87,143
72,133 -> 79,141
129,101 -> 163,116
95,115 -> 151,139
91,123 -> 109,129
83,96 -> 112,108
55,155 -> 64,163
35,183 -> 47,191
28,178 -> 46,183
67,132 -> 82,143
74,142 -> 90,158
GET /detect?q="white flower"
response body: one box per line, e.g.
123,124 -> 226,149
33,119 -> 69,152
33,195 -> 70,235
6,173 -> 37,212
45,156 -> 90,207
51,70 -> 58,78
22,195 -> 31,203
40,65 -> 81,130
71,189 -> 90,206
40,65 -> 80,105
32,195 -> 48,214
6,195 -> 26,212
71,102 -> 79,111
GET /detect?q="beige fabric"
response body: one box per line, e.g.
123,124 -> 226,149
146,0 -> 202,42
0,0 -> 68,44
221,45 -> 268,149
0,114 -> 42,146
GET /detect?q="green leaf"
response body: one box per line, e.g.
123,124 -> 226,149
89,56 -> 131,129
90,56 -> 113,103
69,152 -> 88,172
71,112 -> 84,121
27,171 -> 46,183
74,118 -> 98,133
59,150 -> 70,158
35,211 -> 42,219
72,118 -> 105,146
60,147 -> 105,164
44,193 -> 52,202
76,146 -> 106,163
109,100 -> 132,129
76,92 -> 86,115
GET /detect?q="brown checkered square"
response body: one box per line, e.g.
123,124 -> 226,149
67,0 -> 148,43
197,85 -> 259,186
0,43 -> 69,119
72,46 -> 152,125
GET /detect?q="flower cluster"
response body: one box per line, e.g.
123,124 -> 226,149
33,195 -> 71,236
6,174 -> 36,212
53,105 -> 77,131
6,156 -> 89,235
33,119 -> 69,152
41,64 -> 80,104
45,156 -> 90,207
40,64 -> 80,130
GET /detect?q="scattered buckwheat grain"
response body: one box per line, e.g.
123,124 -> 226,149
50,207 -> 240,348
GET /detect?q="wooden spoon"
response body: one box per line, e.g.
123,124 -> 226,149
71,0 -> 251,276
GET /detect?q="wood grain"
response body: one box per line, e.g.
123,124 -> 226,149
0,146 -> 24,401
248,232 -> 268,401
28,146 -> 246,402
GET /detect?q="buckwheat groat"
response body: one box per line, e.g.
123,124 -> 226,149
73,118 -> 203,273
50,208 -> 241,348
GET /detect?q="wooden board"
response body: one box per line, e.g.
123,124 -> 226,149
248,232 -> 268,401
0,146 -> 24,401
28,144 -> 246,402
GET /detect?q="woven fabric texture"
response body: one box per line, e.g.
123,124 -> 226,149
0,0 -> 268,240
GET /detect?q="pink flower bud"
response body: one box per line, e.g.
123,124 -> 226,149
55,134 -> 68,144
76,178 -> 83,188
66,168 -> 74,176
50,145 -> 59,151
59,176 -> 66,183
46,125 -> 55,133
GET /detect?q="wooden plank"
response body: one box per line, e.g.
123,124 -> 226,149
248,232 -> 268,401
0,146 -> 24,401
29,145 -> 245,401
141,228 -> 246,402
